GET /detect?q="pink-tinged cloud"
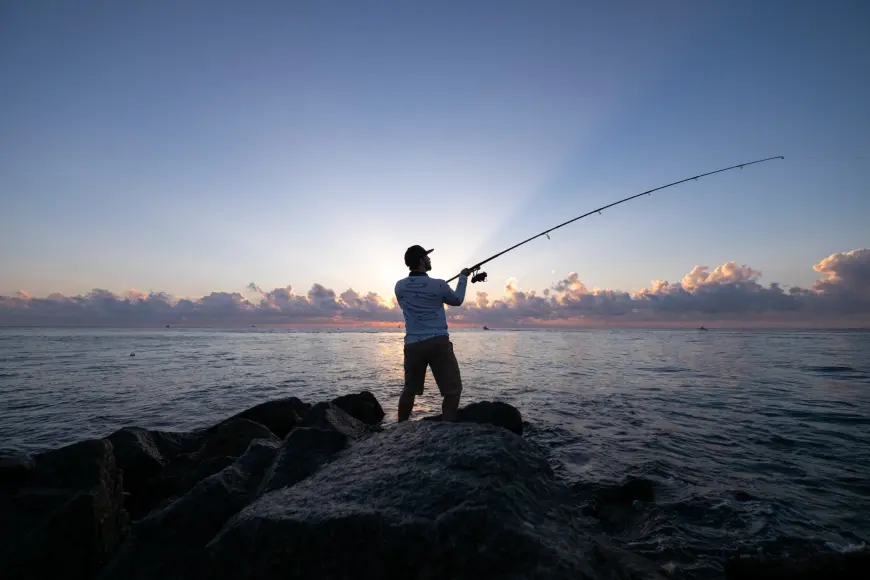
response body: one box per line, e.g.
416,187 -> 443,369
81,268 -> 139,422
1,249 -> 869,327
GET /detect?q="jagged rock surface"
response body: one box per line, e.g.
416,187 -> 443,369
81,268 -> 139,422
204,421 -> 639,580
0,439 -> 127,580
257,427 -> 349,494
207,396 -> 310,439
300,401 -> 380,440
424,400 -> 524,435
330,390 -> 385,425
100,439 -> 281,580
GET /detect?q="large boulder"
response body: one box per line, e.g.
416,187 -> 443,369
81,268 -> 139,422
108,427 -> 204,482
107,427 -> 205,519
142,420 -> 276,519
104,419 -> 276,521
0,439 -> 127,580
300,402 -> 380,440
197,418 -> 279,461
207,397 -> 310,439
203,421 -> 645,580
100,439 -> 281,580
425,400 -> 524,435
330,391 -> 385,425
257,427 -> 349,494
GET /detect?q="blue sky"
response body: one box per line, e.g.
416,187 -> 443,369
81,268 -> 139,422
2,0 -> 868,305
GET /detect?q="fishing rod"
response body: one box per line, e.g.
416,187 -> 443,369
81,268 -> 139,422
447,155 -> 784,284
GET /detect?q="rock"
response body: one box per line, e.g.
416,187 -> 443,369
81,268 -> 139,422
300,402 -> 379,440
100,439 -> 281,580
107,427 -> 205,519
576,477 -> 655,533
725,549 -> 870,579
208,397 -> 310,439
107,428 -> 168,486
0,439 -> 127,580
204,420 -> 645,580
258,427 -> 348,494
198,418 -> 279,461
126,420 -> 277,520
181,455 -> 237,490
330,391 -> 385,425
0,450 -> 35,489
425,400 -> 524,435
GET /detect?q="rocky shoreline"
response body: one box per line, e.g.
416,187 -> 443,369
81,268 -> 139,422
1,391 -> 866,579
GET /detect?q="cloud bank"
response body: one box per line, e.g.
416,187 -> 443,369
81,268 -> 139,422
2,249 -> 869,328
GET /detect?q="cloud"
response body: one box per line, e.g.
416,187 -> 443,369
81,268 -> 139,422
812,249 -> 870,307
1,249 -> 869,327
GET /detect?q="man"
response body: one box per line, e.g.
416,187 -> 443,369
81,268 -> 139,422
394,245 -> 470,422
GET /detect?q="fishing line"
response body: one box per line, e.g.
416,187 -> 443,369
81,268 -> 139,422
447,156 -> 785,284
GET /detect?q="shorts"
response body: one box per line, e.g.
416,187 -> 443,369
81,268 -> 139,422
403,335 -> 463,397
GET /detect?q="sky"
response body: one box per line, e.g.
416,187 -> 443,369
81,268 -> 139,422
1,0 -> 868,327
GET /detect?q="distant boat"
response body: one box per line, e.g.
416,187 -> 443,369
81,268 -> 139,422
483,325 -> 490,330
699,326 -> 708,331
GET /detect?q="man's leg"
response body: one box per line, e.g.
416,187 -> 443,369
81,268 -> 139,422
441,393 -> 460,422
397,391 -> 416,422
430,337 -> 463,422
399,341 -> 427,422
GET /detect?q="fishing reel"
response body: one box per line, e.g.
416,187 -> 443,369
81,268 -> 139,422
469,267 -> 487,284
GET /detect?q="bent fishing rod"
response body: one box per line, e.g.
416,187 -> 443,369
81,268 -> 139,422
447,156 -> 784,284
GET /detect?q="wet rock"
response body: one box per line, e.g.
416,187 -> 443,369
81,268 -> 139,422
129,420 -> 277,519
425,400 -> 524,435
0,450 -> 35,489
725,548 -> 870,579
258,427 -> 348,494
300,402 -> 379,440
0,439 -> 127,580
101,439 -> 281,580
110,421 -> 273,520
330,390 -> 385,425
576,477 -> 655,533
107,429 -> 168,498
208,397 -> 309,439
182,455 -> 237,489
108,427 -> 203,480
198,418 -> 279,461
204,421 -> 611,580
107,427 -> 204,518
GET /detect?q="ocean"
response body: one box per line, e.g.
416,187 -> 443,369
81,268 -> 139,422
1,327 -> 868,576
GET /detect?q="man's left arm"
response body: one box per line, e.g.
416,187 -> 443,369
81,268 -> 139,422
440,270 -> 469,306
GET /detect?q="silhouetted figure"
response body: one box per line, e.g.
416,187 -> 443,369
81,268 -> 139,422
394,245 -> 470,422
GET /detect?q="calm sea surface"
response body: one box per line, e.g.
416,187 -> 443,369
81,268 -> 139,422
1,328 -> 869,576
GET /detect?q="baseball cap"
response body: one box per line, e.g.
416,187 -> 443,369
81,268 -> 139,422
404,245 -> 434,268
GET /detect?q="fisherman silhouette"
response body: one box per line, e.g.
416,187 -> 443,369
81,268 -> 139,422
394,246 -> 470,422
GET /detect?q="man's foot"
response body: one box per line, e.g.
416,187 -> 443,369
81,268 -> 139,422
442,394 -> 460,422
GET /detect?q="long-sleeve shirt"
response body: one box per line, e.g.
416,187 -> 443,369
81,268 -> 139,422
394,271 -> 468,345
